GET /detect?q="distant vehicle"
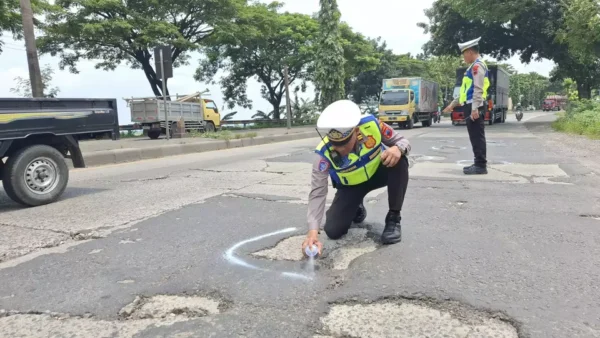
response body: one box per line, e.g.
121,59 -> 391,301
0,98 -> 119,206
378,77 -> 439,129
451,65 -> 510,126
126,92 -> 221,139
542,95 -> 567,111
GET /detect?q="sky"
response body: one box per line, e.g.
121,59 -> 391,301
0,0 -> 555,124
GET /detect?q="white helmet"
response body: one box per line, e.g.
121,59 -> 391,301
317,100 -> 362,143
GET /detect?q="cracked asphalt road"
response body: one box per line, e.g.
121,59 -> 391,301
1,112 -> 600,337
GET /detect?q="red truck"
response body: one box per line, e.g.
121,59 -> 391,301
542,95 -> 567,111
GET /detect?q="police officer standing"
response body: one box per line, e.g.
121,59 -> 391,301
301,100 -> 411,255
443,37 -> 490,175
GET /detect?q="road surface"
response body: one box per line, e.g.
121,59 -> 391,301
0,112 -> 599,338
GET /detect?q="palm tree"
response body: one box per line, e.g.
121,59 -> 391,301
221,111 -> 237,122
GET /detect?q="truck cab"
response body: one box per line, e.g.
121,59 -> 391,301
378,89 -> 416,127
378,77 -> 437,129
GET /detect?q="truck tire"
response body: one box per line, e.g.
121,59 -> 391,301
501,110 -> 506,123
205,121 -> 216,133
407,118 -> 414,129
2,145 -> 69,207
422,116 -> 432,127
488,112 -> 494,125
148,129 -> 161,139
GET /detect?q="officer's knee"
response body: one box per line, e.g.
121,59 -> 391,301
324,222 -> 349,240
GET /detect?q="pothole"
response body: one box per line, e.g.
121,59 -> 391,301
119,294 -> 224,320
252,228 -> 380,270
318,297 -> 520,338
580,214 -> 600,220
0,294 -> 228,338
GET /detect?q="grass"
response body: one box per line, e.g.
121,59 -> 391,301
189,130 -> 258,141
551,100 -> 600,139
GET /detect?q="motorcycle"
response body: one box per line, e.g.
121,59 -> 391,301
433,110 -> 441,123
515,104 -> 523,121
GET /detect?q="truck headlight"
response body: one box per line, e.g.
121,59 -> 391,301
400,110 -> 409,116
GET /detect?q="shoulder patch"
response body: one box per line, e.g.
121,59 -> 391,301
318,158 -> 329,172
381,122 -> 393,139
473,64 -> 479,75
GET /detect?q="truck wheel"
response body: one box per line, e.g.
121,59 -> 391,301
2,145 -> 69,207
407,118 -> 414,129
205,122 -> 216,132
488,112 -> 494,125
148,129 -> 161,139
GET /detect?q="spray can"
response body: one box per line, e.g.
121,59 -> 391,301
304,244 -> 319,258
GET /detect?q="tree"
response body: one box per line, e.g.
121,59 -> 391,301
221,111 -> 237,122
38,0 -> 244,98
346,40 -> 428,104
419,0 -> 599,98
195,3 -> 318,120
558,0 -> 600,61
314,0 -> 345,108
339,23 -> 380,96
0,0 -> 48,54
424,55 -> 463,103
10,63 -> 59,97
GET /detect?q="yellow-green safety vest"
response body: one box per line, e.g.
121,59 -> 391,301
459,59 -> 490,105
315,115 -> 384,186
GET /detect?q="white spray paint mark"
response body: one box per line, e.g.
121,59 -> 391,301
281,272 -> 313,281
224,227 -> 297,271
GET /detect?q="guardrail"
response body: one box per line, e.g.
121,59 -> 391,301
119,119 -> 316,131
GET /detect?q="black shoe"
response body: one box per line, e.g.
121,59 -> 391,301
353,203 -> 367,223
463,165 -> 488,175
381,212 -> 402,244
463,163 -> 475,171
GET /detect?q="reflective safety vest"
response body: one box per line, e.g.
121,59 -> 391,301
459,59 -> 490,105
315,115 -> 384,186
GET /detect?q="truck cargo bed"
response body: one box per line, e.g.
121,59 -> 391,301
0,98 -> 119,141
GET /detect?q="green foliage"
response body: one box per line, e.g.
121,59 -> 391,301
563,78 -> 579,101
314,0 -> 346,108
509,72 -> 550,107
558,0 -> 600,62
339,23 -> 380,94
10,64 -> 60,98
552,99 -> 600,139
0,0 -> 49,53
38,0 -> 244,97
195,2 -> 317,120
419,0 -> 599,100
220,111 -> 238,122
424,55 -> 463,102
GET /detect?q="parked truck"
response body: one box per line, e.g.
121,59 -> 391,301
542,95 -> 567,111
126,92 -> 221,139
0,98 -> 119,207
378,77 -> 439,129
451,65 -> 510,126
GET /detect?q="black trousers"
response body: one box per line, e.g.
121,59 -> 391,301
324,155 -> 409,240
464,104 -> 487,168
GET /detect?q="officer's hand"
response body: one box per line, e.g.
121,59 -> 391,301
302,230 -> 323,257
381,146 -> 401,167
471,110 -> 480,120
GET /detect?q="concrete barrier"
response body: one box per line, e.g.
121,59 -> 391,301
82,131 -> 317,167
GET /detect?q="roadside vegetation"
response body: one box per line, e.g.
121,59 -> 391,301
190,130 -> 258,141
552,100 -> 600,139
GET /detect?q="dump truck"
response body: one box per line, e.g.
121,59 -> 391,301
0,98 -> 119,207
126,92 -> 221,139
451,65 -> 510,125
378,77 -> 439,129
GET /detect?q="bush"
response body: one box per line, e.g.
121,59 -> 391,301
552,99 -> 600,139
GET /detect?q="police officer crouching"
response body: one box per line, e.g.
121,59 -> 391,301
302,100 -> 410,255
443,37 -> 490,175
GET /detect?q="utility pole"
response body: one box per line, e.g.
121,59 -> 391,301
20,0 -> 44,97
284,66 -> 292,129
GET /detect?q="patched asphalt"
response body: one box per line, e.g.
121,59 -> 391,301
1,112 -> 599,337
